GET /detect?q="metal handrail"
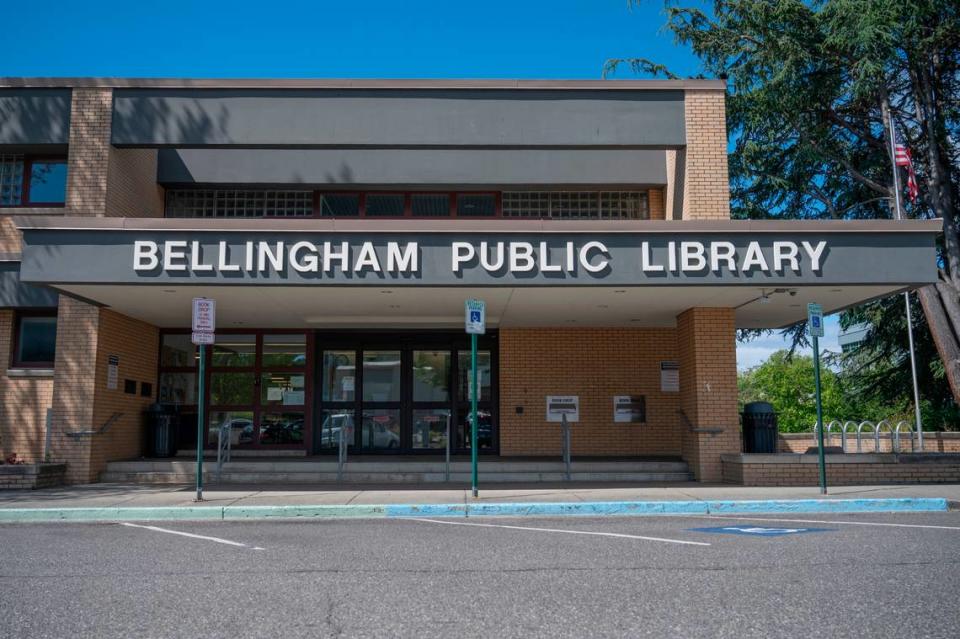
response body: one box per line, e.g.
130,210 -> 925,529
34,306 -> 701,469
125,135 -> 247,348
64,412 -> 124,439
216,422 -> 232,480
445,412 -> 451,482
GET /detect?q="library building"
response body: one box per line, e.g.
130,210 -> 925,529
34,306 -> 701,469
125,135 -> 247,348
0,78 -> 939,486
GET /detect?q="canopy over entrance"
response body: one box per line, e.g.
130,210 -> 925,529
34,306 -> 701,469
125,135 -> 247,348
15,217 -> 940,329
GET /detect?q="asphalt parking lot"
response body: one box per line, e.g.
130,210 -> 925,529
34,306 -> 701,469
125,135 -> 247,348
2,511 -> 958,638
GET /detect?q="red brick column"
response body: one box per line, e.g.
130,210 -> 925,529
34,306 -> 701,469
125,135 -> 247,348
676,308 -> 741,481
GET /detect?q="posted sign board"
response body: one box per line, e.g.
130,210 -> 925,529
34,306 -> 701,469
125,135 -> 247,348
192,298 -> 216,345
613,395 -> 646,423
465,299 -> 486,335
546,395 -> 579,423
807,302 -> 824,337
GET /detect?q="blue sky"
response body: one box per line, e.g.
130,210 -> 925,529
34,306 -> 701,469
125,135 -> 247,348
7,1 -> 808,368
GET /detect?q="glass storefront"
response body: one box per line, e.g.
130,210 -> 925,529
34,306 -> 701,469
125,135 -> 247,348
157,331 -> 496,454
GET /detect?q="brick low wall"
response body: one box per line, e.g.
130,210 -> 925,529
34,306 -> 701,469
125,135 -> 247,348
0,463 -> 66,489
722,453 -> 960,486
778,432 -> 960,454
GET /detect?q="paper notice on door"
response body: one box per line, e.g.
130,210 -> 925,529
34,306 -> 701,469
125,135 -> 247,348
283,390 -> 305,405
267,387 -> 283,401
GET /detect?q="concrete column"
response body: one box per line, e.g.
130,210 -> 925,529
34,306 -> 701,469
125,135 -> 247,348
676,308 -> 741,481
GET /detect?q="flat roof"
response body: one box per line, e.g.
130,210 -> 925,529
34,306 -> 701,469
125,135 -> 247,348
0,77 -> 727,91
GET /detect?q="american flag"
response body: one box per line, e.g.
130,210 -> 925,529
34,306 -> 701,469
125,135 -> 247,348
892,121 -> 920,203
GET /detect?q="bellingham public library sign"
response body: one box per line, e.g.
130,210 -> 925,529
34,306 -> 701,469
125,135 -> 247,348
17,228 -> 937,287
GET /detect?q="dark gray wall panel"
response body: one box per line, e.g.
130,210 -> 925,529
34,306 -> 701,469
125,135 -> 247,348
113,89 -> 685,147
0,89 -> 72,145
0,262 -> 59,307
158,148 -> 668,187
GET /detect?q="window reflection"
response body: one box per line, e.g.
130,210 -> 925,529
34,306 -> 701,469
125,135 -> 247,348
456,409 -> 494,450
160,334 -> 195,367
363,351 -> 401,402
261,372 -> 305,406
262,334 -> 306,367
212,335 -> 256,367
362,409 -> 400,449
210,372 -> 255,405
319,409 -> 354,450
322,351 -> 356,402
259,412 -> 304,445
412,351 -> 450,401
413,409 -> 449,449
159,372 -> 197,405
209,411 -> 254,447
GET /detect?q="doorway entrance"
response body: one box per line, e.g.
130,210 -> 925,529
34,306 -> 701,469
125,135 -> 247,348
314,332 -> 498,455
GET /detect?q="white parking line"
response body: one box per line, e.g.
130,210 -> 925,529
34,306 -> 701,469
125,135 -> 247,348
120,522 -> 265,549
410,518 -> 711,546
691,515 -> 960,531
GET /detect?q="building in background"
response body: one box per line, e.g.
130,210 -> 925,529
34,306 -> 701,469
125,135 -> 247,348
0,78 -> 939,484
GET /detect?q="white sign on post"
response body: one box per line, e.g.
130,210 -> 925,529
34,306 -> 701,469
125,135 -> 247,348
465,299 -> 486,335
192,298 -> 216,345
807,302 -> 824,337
546,395 -> 579,423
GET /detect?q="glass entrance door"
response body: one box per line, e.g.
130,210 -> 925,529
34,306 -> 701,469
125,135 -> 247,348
315,334 -> 497,455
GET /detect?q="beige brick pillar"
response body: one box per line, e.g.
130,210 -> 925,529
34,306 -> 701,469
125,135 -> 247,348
680,89 -> 730,220
676,308 -> 741,481
65,88 -> 113,216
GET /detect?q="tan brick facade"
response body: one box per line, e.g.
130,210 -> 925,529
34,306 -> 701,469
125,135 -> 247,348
677,308 -> 741,481
648,188 -> 666,221
499,328 -> 682,457
722,454 -> 960,486
0,310 -> 55,462
680,90 -> 730,220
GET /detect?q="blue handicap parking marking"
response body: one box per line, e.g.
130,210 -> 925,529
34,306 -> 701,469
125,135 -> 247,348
688,526 -> 833,537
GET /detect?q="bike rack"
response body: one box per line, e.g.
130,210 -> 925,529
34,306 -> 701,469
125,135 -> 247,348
894,420 -> 914,453
814,418 -> 915,454
856,421 -> 877,453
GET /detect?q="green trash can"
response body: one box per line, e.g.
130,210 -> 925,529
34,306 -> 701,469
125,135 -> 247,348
741,402 -> 778,453
144,403 -> 179,458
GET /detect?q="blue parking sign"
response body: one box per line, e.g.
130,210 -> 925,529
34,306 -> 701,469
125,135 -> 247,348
465,299 -> 486,335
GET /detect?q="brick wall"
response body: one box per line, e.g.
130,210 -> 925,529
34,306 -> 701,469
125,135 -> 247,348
778,432 -> 960,454
105,148 -> 164,218
677,308 -> 741,481
499,328 -> 682,457
681,89 -> 730,220
65,88 -> 113,215
722,453 -> 960,486
648,188 -> 666,221
0,310 -> 54,462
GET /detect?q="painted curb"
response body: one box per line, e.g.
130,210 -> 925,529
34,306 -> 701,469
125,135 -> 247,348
0,497 -> 947,523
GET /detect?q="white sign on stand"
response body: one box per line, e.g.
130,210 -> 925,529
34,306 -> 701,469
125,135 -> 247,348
192,298 -> 216,345
546,395 -> 579,423
465,299 -> 486,335
807,303 -> 824,337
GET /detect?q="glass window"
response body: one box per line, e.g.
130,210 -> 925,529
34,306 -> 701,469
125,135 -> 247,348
261,372 -> 306,406
0,154 -> 24,206
411,194 -> 450,217
320,193 -> 360,217
457,194 -> 496,217
412,409 -> 450,450
210,372 -> 255,405
212,335 -> 256,367
262,334 -> 306,367
259,412 -> 305,445
319,408 -> 354,450
365,194 -> 405,217
457,350 -> 492,402
209,411 -> 255,447
160,334 -> 196,367
27,161 -> 67,204
322,351 -> 356,402
361,408 -> 401,449
159,372 -> 197,404
412,350 -> 450,401
165,189 -> 312,218
456,408 -> 494,450
362,351 -> 401,402
15,314 -> 57,366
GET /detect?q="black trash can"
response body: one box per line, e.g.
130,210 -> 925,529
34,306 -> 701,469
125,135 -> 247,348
144,403 -> 179,458
741,401 -> 778,453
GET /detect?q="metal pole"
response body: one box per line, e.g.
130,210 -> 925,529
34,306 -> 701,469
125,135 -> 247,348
195,345 -> 206,501
562,413 -> 571,481
470,333 -> 479,498
43,408 -> 52,463
813,333 -> 827,494
882,97 -> 924,447
445,413 -> 451,482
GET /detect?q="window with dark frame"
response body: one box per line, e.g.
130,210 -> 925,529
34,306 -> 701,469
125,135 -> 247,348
12,312 -> 57,368
0,155 -> 68,207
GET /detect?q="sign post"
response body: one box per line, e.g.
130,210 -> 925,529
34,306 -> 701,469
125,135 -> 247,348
465,299 -> 485,498
807,302 -> 827,495
191,298 -> 216,502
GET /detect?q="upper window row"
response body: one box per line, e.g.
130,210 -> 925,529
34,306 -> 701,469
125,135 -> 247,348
164,190 -> 650,221
0,155 -> 68,207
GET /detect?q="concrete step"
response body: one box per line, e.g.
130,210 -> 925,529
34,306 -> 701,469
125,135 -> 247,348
100,470 -> 694,484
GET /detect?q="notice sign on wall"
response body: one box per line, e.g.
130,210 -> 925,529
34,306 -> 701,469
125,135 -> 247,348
107,355 -> 119,390
660,361 -> 680,392
546,395 -> 579,423
613,395 -> 646,423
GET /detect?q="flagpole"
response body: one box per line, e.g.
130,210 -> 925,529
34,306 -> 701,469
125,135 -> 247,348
882,97 -> 925,450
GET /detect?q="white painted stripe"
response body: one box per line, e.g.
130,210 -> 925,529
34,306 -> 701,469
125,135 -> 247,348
695,515 -> 960,531
411,518 -> 711,546
120,522 -> 265,549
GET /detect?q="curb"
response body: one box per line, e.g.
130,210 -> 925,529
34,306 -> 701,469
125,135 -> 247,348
0,497 -> 948,523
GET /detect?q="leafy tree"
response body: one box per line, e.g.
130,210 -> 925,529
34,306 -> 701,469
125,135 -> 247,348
738,350 -> 850,431
607,0 -> 960,422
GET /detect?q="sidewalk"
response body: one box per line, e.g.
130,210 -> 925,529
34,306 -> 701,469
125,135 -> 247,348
0,482 -> 957,523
